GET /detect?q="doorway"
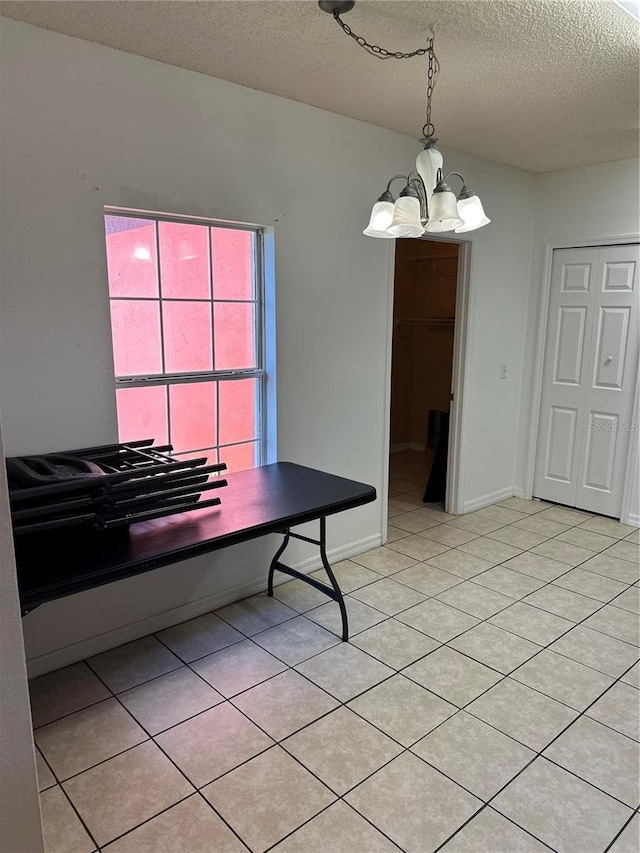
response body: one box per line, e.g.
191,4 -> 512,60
388,238 -> 460,511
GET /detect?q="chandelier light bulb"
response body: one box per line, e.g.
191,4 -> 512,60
425,183 -> 463,232
363,200 -> 396,237
388,195 -> 425,238
455,191 -> 491,232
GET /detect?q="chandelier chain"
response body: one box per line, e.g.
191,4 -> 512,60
331,12 -> 439,137
422,36 -> 438,139
332,10 -> 430,60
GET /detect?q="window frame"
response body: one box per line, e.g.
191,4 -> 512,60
104,206 -> 271,469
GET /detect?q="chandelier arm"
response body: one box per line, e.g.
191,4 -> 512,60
385,174 -> 411,194
441,171 -> 467,191
408,176 -> 429,222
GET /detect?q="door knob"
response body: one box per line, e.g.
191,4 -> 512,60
604,355 -> 614,365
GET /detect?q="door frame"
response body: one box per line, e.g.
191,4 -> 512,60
381,235 -> 472,533
525,234 -> 640,525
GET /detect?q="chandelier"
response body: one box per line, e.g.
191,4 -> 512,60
319,1 -> 491,238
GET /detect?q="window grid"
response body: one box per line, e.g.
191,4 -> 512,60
110,297 -> 257,303
154,218 -> 167,375
106,209 -> 265,472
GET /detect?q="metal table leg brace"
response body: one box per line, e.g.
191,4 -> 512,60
267,516 -> 349,641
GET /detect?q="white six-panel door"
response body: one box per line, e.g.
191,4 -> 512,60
533,244 -> 639,517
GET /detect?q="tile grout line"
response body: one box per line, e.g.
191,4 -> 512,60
152,585 -> 576,850
40,538 -> 637,794
431,652 -> 640,853
351,516 -> 640,810
368,527 -> 635,628
51,561 -> 634,851
435,802 -> 557,853
185,688 -> 411,852
57,783 -> 102,853
140,625 -> 436,853
602,806 -> 640,853
218,559 -> 637,846
48,653 -> 637,853
393,497 -> 634,558
283,622 -> 637,852
33,489 -> 637,852
96,792 -> 206,852
398,500 -> 638,851
387,491 -> 639,849
33,496 -> 632,728
428,574 -> 640,748
379,546 -> 638,719
81,657 -> 254,852
261,795 -> 405,853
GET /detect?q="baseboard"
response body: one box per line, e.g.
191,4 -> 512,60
284,533 -> 382,576
512,492 -> 639,527
25,533 -> 382,678
462,486 -> 514,514
390,443 -> 426,454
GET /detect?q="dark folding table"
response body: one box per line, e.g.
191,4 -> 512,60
15,462 -> 377,641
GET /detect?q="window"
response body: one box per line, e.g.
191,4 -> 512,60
104,210 -> 270,473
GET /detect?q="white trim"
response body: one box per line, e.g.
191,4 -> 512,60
27,579 -> 264,679
390,442 -> 426,454
390,443 -> 411,453
463,486 -> 514,514
447,239 -> 473,516
104,204 -> 266,232
620,375 -> 640,527
525,242 -> 555,501
284,533 -> 382,576
525,234 -> 640,522
262,226 -> 278,464
25,533 -> 381,678
380,243 -> 396,542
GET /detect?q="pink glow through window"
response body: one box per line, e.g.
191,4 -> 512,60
162,301 -> 213,373
116,386 -> 168,445
105,213 -> 263,470
169,382 -> 217,453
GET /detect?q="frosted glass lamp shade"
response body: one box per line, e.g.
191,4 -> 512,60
455,194 -> 491,232
388,196 -> 425,238
415,144 -> 443,202
363,201 -> 395,238
425,189 -> 463,233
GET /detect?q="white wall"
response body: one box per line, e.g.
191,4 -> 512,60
516,159 -> 640,521
0,421 -> 44,853
0,18 -> 536,672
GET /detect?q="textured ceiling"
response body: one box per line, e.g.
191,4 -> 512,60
1,0 -> 638,172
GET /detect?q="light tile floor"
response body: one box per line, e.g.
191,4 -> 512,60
32,451 -> 639,852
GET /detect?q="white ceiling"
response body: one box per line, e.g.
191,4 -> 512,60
1,0 -> 638,173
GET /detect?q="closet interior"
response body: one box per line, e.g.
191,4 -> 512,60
389,238 -> 459,499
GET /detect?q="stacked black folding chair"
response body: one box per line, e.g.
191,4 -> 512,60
7,439 -> 227,535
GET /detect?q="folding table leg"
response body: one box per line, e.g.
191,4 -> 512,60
267,516 -> 349,641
